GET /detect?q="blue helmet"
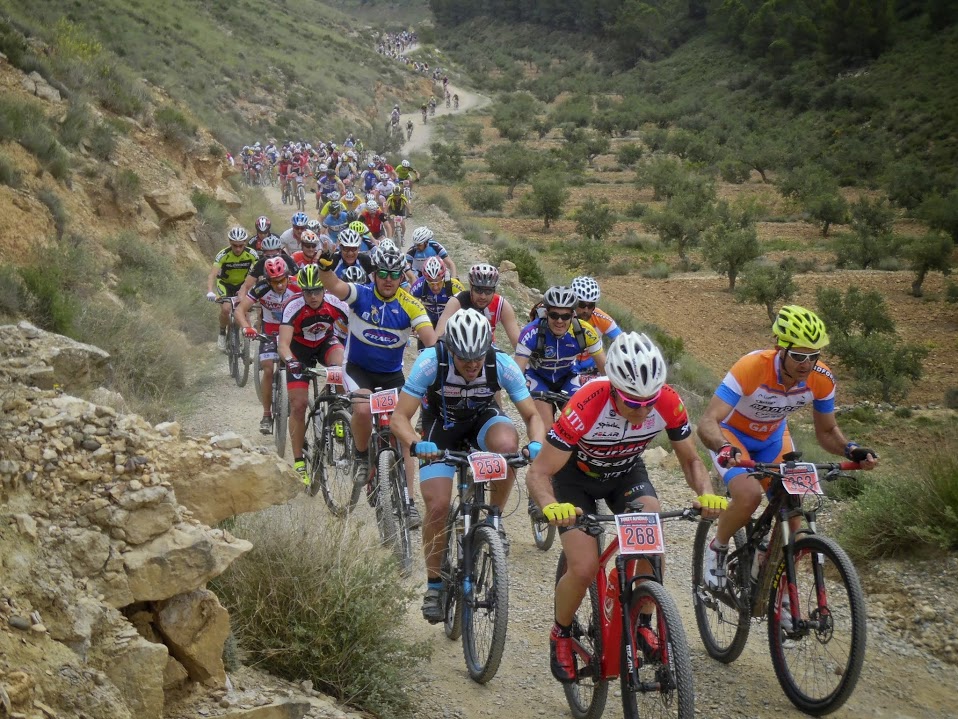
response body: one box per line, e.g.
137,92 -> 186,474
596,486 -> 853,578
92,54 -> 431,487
292,212 -> 309,228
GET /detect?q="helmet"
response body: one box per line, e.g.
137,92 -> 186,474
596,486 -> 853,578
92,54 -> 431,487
318,163 -> 328,173
342,265 -> 368,283
305,219 -> 322,233
338,228 -> 362,248
344,190 -> 356,201
260,235 -> 282,251
368,161 -> 375,169
329,202 -> 343,214
605,332 -> 667,398
543,286 -> 577,309
570,276 -> 601,303
297,264 -> 324,291
292,212 -> 309,228
255,215 -> 271,233
391,185 -> 402,194
411,226 -> 434,245
468,263 -> 499,289
299,230 -> 319,247
378,238 -> 398,254
375,246 -> 405,272
772,305 -> 829,349
327,191 -> 341,202
228,227 -> 248,243
254,142 -> 261,148
444,309 -> 492,361
422,256 -> 445,281
365,199 -> 379,211
401,159 -> 411,168
264,257 -> 288,280
349,221 -> 369,235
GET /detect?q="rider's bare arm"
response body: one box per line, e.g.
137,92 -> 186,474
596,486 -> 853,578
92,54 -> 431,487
670,435 -> 719,516
526,442 -> 574,523
499,299 -> 521,350
415,322 -> 438,348
235,294 -> 256,330
697,395 -> 737,454
443,256 -> 458,278
514,396 -> 545,445
316,264 -> 350,302
206,264 -> 218,294
591,348 -> 607,375
389,391 -> 421,448
434,296 -> 463,337
277,324 -> 295,362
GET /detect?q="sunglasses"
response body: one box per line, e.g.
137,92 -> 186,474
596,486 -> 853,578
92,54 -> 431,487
548,312 -> 573,322
268,277 -> 288,284
472,287 -> 495,296
615,387 -> 661,409
376,269 -> 403,280
300,243 -> 318,249
577,302 -> 596,310
303,287 -> 325,296
787,350 -> 821,364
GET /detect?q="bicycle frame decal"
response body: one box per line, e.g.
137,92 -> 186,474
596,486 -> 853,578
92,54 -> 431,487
468,452 -> 508,482
780,462 -> 823,495
615,513 -> 665,555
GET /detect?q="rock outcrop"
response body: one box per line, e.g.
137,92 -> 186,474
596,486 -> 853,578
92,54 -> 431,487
0,321 -> 110,391
144,185 -> 197,225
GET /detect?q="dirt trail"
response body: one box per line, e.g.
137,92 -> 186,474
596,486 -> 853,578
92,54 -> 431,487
400,80 -> 489,154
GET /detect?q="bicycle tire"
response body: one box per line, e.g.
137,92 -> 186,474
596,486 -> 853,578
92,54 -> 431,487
691,519 -> 751,663
620,581 -> 694,719
253,356 -> 262,401
273,369 -> 289,458
461,524 -> 508,684
442,503 -> 464,640
315,407 -> 359,514
376,448 -> 412,574
767,535 -> 866,716
531,513 -> 556,551
556,552 -> 609,719
225,321 -> 239,379
235,334 -> 251,388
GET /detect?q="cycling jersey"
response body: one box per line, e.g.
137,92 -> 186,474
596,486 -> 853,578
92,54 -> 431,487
516,318 -> 602,383
214,246 -> 259,286
375,181 -> 396,196
343,284 -> 430,373
576,307 -> 622,371
362,171 -> 377,193
279,228 -> 304,256
291,250 -> 319,266
548,379 -> 692,479
332,252 -> 374,280
316,175 -> 340,198
410,277 -> 465,325
386,194 -> 409,216
322,211 -> 351,243
282,295 -> 349,349
455,290 -> 503,333
405,240 -> 449,276
249,280 -> 300,331
360,210 -> 387,238
395,165 -> 415,181
715,349 -> 836,442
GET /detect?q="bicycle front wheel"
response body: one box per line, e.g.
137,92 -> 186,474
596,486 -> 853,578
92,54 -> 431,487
531,511 -> 556,551
253,356 -> 263,401
273,369 -> 289,457
375,448 -> 412,574
621,581 -> 694,719
442,504 -> 464,640
235,334 -> 251,387
461,525 -> 508,683
226,324 -> 239,379
315,407 -> 359,514
768,535 -> 866,716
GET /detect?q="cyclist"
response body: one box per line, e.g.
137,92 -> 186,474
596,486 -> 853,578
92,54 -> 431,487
315,164 -> 345,209
385,184 -> 410,228
329,228 -> 375,279
321,200 -> 351,244
391,309 -> 546,621
318,191 -> 342,220
394,159 -> 420,193
206,227 -> 258,352
316,244 -> 438,527
279,211 -> 310,256
248,215 -> 278,253
277,264 -> 349,486
237,258 -> 301,434
697,305 -> 879,590
526,332 -> 726,683
410,256 -> 465,328
341,264 -> 368,285
341,189 -> 363,215
291,230 -> 321,268
405,226 -> 456,281
453,93 -> 459,110
569,275 -> 622,375
347,220 -> 377,253
361,162 -> 378,195
406,119 -> 414,139
514,286 -> 606,430
237,234 -> 298,301
420,102 -> 428,123
435,263 -> 522,351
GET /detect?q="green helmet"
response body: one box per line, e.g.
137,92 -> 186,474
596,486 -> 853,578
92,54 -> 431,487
297,264 -> 324,291
773,305 -> 829,349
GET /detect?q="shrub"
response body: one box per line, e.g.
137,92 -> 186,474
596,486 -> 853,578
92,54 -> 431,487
641,262 -> 671,279
465,185 -> 505,212
491,245 -> 547,291
430,141 -> 465,182
0,265 -> 24,319
213,507 -> 429,718
528,170 -> 569,229
945,388 -> 958,409
947,281 -> 958,304
109,169 -> 141,206
154,105 -> 197,145
89,123 -> 116,160
0,154 -> 21,188
556,237 -> 612,273
894,406 -> 914,419
0,96 -> 71,180
616,143 -> 644,167
428,192 -> 455,214
719,158 -> 752,184
38,189 -> 68,240
624,201 -> 648,219
485,142 -> 539,198
736,263 -> 796,321
18,262 -> 73,334
906,232 -> 954,297
59,102 -> 92,149
702,200 -> 760,290
192,191 -> 229,257
572,198 -> 616,241
464,125 -> 483,149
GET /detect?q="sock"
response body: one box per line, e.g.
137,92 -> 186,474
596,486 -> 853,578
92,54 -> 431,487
294,456 -> 304,464
219,329 -> 226,336
710,538 -> 729,551
427,577 -> 442,589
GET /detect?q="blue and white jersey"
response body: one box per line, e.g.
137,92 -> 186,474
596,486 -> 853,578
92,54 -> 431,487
405,240 -> 449,276
344,283 -> 431,373
403,346 -> 530,408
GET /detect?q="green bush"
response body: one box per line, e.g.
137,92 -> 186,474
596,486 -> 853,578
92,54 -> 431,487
491,245 -> 548,291
641,262 -> 671,279
464,125 -> 483,149
430,141 -> 465,182
428,192 -> 455,214
719,158 -> 751,184
154,105 -> 197,145
0,265 -> 24,319
0,96 -> 71,180
736,262 -> 796,321
572,198 -> 616,241
894,406 -> 914,419
38,189 -> 68,240
59,102 -> 92,149
945,388 -> 958,409
109,169 -> 141,206
555,237 -> 612,273
18,262 -> 74,334
624,201 -> 648,219
0,154 -> 22,188
465,185 -> 505,212
616,143 -> 644,167
89,123 -> 116,160
212,507 -> 429,719
947,282 -> 958,304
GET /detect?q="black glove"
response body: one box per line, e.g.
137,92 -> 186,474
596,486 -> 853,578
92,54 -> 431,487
845,443 -> 878,462
317,252 -> 335,270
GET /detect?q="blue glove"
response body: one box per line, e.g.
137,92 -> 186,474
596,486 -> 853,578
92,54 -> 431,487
526,441 -> 542,461
414,441 -> 439,457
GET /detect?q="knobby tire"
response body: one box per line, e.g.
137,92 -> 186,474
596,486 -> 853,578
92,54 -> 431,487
315,407 -> 359,514
461,524 -> 509,684
442,503 -> 464,640
272,368 -> 289,458
376,448 -> 412,574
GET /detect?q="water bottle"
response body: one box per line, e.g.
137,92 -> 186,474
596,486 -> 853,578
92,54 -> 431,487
751,537 -> 770,581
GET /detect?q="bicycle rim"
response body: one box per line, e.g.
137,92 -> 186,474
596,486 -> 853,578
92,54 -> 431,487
556,552 -> 609,719
767,535 -> 866,716
461,525 -> 508,684
376,448 -> 412,574
691,519 -> 751,663
622,582 -> 694,719
442,504 -> 464,640
316,408 -> 358,513
531,514 -> 556,551
253,356 -> 262,402
273,370 -> 288,458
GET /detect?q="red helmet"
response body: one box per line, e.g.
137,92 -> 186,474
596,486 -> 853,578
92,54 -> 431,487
264,257 -> 288,280
255,215 -> 271,233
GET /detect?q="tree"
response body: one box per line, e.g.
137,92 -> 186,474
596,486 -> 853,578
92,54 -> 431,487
887,160 -> 935,211
430,141 -> 465,182
805,189 -> 848,237
735,263 -> 796,321
643,172 -> 716,265
635,155 -> 687,201
572,198 -> 616,241
917,189 -> 958,243
906,232 -> 954,297
741,135 -> 783,183
581,132 -> 610,168
835,195 -> 898,268
702,201 -> 761,290
490,92 -> 539,141
485,142 -> 539,198
529,170 -> 569,230
816,286 -> 895,339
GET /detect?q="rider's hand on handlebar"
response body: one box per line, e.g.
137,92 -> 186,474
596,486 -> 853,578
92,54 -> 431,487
716,443 -> 741,468
694,493 -> 728,520
523,441 -> 542,461
243,327 -> 258,339
414,441 -> 441,460
845,443 -> 879,469
542,502 -> 580,527
206,291 -> 217,302
285,359 -> 304,377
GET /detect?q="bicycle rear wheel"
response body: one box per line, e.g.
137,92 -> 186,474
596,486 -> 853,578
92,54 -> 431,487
461,524 -> 508,684
767,535 -> 866,716
273,369 -> 289,457
556,552 -> 609,719
235,334 -> 251,387
442,503 -> 464,640
621,581 -> 694,719
315,407 -> 359,514
531,511 -> 556,551
691,519 -> 751,663
375,448 -> 412,575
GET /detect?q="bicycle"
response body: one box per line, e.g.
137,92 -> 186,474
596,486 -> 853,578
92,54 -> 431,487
406,123 -> 414,142
300,367 -> 358,515
558,504 -> 698,719
454,96 -> 460,110
525,389 -> 573,551
281,176 -> 293,205
691,453 -> 867,715
433,449 -> 528,684
295,181 -> 307,212
401,179 -> 414,202
390,214 -> 406,248
217,298 -> 250,388
250,334 -> 288,455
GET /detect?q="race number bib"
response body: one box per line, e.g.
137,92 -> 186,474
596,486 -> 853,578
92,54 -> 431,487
780,462 -> 823,495
369,388 -> 399,415
468,452 -> 509,483
615,513 -> 665,555
325,366 -> 344,386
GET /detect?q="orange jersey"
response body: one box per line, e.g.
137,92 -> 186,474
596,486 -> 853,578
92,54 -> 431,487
576,307 -> 621,362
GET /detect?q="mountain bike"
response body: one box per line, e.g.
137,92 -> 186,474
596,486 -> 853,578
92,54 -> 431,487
217,298 -> 250,388
250,333 -> 288,455
301,366 -> 357,514
691,454 -> 866,716
390,214 -> 406,248
433,449 -> 528,684
295,181 -> 307,212
525,389 -> 573,551
402,179 -> 414,202
558,504 -> 699,719
281,176 -> 293,205
406,123 -> 414,141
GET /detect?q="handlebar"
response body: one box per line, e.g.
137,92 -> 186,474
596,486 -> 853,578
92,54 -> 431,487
736,459 -> 862,475
410,448 -> 529,468
530,390 -> 570,407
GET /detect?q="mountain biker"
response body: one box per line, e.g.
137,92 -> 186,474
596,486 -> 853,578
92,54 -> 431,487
391,308 -> 546,621
321,200 -> 351,244
279,211 -> 310,255
341,189 -> 363,215
315,164 -> 345,208
360,200 -> 389,241
347,220 -> 377,253
569,275 -> 622,375
453,93 -> 459,110
410,256 -> 465,328
316,244 -> 438,526
395,158 -> 420,185
697,305 -> 879,590
291,230 -> 321,267
406,119 -> 414,138
526,332 -> 726,683
405,226 -> 457,281
435,263 -> 522,351
248,215 -> 279,253
385,185 -> 410,234
329,228 -> 375,279
278,264 -> 349,487
237,234 -> 298,301
236,257 -> 302,434
206,227 -> 259,352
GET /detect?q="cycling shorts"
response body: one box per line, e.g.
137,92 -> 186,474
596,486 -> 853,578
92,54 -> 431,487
552,459 -> 657,534
215,281 -> 243,298
343,361 -> 405,394
287,338 -> 343,390
258,336 -> 278,363
418,406 -> 513,482
710,423 -> 795,493
526,371 -> 581,396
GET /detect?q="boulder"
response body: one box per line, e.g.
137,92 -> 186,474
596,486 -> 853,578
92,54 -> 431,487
215,185 -> 243,208
100,635 -> 168,719
155,589 -> 230,685
0,322 -> 110,390
642,446 -> 669,468
144,187 -> 196,225
219,700 -> 312,719
163,656 -> 190,690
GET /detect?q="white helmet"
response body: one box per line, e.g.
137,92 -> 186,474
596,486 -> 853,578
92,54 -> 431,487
228,227 -> 248,243
378,238 -> 398,254
444,309 -> 492,361
318,163 -> 328,172
338,228 -> 362,248
342,265 -> 368,284
570,276 -> 601,303
605,333 -> 667,398
412,226 -> 434,245
401,159 -> 411,168
344,190 -> 356,201
366,199 -> 379,211
543,286 -> 577,309
422,255 -> 445,281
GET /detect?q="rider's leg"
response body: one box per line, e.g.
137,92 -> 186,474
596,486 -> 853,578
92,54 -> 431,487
261,357 -> 274,416
478,416 -> 520,511
420,470 -> 455,577
288,384 -> 309,458
555,529 -> 601,626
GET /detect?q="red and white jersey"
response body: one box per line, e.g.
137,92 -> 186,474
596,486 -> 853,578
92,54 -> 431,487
547,379 -> 692,479
248,280 -> 301,331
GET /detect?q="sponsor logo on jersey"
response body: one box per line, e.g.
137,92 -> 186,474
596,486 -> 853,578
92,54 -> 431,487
562,408 -> 585,432
362,328 -> 401,346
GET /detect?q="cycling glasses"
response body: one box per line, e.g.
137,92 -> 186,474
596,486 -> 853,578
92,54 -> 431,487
577,302 -> 596,310
472,287 -> 495,295
615,387 -> 661,409
786,350 -> 821,364
300,241 -> 318,248
547,312 -> 574,322
303,287 -> 325,296
376,269 -> 403,280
